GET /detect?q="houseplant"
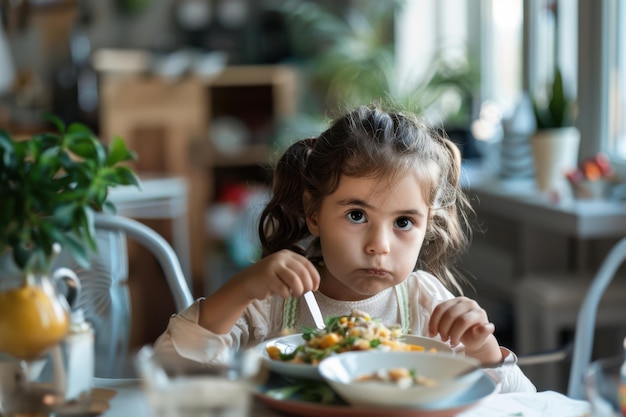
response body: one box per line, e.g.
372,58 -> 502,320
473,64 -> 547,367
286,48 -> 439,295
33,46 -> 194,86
276,0 -> 479,148
0,114 -> 139,360
533,67 -> 576,129
531,67 -> 580,194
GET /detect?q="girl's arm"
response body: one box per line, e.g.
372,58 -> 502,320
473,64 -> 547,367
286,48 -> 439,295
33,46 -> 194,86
198,277 -> 255,334
198,249 -> 320,334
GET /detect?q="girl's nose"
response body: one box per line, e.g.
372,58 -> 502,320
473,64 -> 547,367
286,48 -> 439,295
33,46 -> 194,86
365,226 -> 390,254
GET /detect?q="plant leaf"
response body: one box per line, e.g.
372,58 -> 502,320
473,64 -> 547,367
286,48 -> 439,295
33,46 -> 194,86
53,203 -> 78,229
102,200 -> 118,214
57,232 -> 91,268
44,114 -> 66,133
112,166 -> 141,187
107,135 -> 137,166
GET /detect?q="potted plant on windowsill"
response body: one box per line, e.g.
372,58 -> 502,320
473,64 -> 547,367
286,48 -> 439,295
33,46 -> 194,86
0,115 -> 139,362
531,67 -> 580,194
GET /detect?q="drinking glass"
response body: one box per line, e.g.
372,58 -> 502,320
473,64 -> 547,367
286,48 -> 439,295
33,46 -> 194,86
585,356 -> 626,417
135,345 -> 261,417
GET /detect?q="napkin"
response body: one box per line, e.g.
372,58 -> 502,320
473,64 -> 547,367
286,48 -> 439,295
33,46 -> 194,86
458,391 -> 590,417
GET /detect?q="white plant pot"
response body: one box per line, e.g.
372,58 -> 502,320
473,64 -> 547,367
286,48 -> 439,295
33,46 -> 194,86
531,127 -> 580,193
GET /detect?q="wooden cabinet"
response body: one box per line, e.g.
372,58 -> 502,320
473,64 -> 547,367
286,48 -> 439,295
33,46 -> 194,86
192,65 -> 299,293
99,74 -> 209,292
99,64 -> 299,297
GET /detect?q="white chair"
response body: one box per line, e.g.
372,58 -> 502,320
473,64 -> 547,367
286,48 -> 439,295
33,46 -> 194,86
56,213 -> 194,377
516,236 -> 626,399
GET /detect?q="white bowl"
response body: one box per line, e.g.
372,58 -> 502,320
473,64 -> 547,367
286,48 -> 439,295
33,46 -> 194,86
257,334 -> 453,381
318,351 -> 482,408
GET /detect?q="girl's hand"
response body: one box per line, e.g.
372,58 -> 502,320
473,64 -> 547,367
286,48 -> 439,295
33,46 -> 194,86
428,297 -> 502,364
199,249 -> 319,334
233,249 -> 321,301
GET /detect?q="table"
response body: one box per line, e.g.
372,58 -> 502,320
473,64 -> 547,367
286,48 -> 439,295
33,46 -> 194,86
461,163 -> 626,272
463,165 -> 626,239
95,378 -> 591,417
94,378 -> 280,417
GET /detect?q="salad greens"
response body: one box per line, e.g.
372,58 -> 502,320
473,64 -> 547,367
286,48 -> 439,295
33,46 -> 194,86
265,379 -> 344,405
267,310 -> 413,365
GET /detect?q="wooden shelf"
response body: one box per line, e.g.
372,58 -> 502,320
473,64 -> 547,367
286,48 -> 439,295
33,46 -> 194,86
190,141 -> 270,168
99,64 -> 298,301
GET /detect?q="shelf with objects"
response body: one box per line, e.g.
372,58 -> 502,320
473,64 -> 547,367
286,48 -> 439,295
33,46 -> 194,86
191,65 -> 300,295
98,61 -> 299,348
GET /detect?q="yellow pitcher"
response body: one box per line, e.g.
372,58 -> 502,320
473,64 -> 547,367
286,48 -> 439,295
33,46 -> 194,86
0,255 -> 79,361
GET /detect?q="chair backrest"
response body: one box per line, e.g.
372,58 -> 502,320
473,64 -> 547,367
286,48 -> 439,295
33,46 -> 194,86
56,213 -> 194,377
93,213 -> 194,311
568,236 -> 626,399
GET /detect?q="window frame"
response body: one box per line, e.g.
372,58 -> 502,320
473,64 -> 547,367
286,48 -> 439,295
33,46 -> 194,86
574,0 -> 607,164
604,0 -> 626,171
525,0 -> 625,174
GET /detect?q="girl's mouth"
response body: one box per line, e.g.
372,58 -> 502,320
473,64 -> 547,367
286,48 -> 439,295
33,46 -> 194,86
363,268 -> 391,276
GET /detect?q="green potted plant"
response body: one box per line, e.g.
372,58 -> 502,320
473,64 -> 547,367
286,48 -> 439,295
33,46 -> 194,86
530,67 -> 580,194
0,115 -> 139,361
532,67 -> 576,129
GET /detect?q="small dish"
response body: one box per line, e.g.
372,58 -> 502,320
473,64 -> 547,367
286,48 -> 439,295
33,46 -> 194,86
256,334 -> 453,381
318,351 -> 482,408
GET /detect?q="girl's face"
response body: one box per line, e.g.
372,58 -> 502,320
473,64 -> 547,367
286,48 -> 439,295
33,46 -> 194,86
305,173 -> 429,301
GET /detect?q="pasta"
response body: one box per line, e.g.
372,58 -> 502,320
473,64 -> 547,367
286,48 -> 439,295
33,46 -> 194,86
267,310 -> 435,365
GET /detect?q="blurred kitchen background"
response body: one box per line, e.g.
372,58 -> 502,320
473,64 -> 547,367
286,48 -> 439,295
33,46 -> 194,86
2,0 -> 626,392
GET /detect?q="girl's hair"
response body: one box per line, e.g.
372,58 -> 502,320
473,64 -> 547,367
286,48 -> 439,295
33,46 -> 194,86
259,103 -> 474,294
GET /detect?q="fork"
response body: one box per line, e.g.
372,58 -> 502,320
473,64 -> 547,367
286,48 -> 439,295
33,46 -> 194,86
303,291 -> 325,330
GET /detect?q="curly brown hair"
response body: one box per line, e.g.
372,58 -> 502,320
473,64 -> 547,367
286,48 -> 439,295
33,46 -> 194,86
259,103 -> 474,294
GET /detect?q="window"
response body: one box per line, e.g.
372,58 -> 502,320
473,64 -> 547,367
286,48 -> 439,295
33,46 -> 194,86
484,0 -> 524,115
528,0 -> 577,98
397,0 -> 625,175
396,0 -> 525,118
576,0 -> 624,172
607,0 -> 626,164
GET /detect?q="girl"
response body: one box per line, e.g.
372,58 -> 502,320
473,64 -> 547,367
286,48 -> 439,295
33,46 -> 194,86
154,104 -> 536,393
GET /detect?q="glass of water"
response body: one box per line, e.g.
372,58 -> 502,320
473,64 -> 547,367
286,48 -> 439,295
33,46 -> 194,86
585,356 -> 626,417
135,345 -> 261,417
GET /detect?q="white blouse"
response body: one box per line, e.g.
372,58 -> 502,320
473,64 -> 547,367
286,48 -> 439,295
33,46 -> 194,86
153,270 -> 537,393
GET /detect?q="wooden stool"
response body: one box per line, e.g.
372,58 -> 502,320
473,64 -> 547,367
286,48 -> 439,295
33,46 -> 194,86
514,273 -> 626,392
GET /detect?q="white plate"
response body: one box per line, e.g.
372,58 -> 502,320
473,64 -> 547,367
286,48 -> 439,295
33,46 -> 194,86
256,334 -> 453,381
255,370 -> 496,417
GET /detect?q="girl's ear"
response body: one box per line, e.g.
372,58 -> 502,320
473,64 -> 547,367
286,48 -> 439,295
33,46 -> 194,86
303,191 -> 320,237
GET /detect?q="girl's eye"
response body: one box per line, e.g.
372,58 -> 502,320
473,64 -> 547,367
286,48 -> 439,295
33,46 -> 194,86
394,217 -> 414,231
347,210 -> 366,224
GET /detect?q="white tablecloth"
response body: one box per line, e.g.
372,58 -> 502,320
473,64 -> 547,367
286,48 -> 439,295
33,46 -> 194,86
95,379 -> 591,417
458,391 -> 590,417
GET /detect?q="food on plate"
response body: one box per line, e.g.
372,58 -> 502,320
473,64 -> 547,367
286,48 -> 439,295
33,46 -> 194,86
355,367 -> 438,388
266,310 -> 435,365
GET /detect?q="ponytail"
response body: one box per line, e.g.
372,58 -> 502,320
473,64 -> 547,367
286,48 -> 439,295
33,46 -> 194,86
258,139 -> 314,257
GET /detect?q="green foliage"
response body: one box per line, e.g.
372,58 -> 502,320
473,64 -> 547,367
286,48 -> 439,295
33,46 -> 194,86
279,0 -> 479,127
0,115 -> 139,274
533,67 -> 575,129
282,0 -> 399,109
265,379 -> 342,404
